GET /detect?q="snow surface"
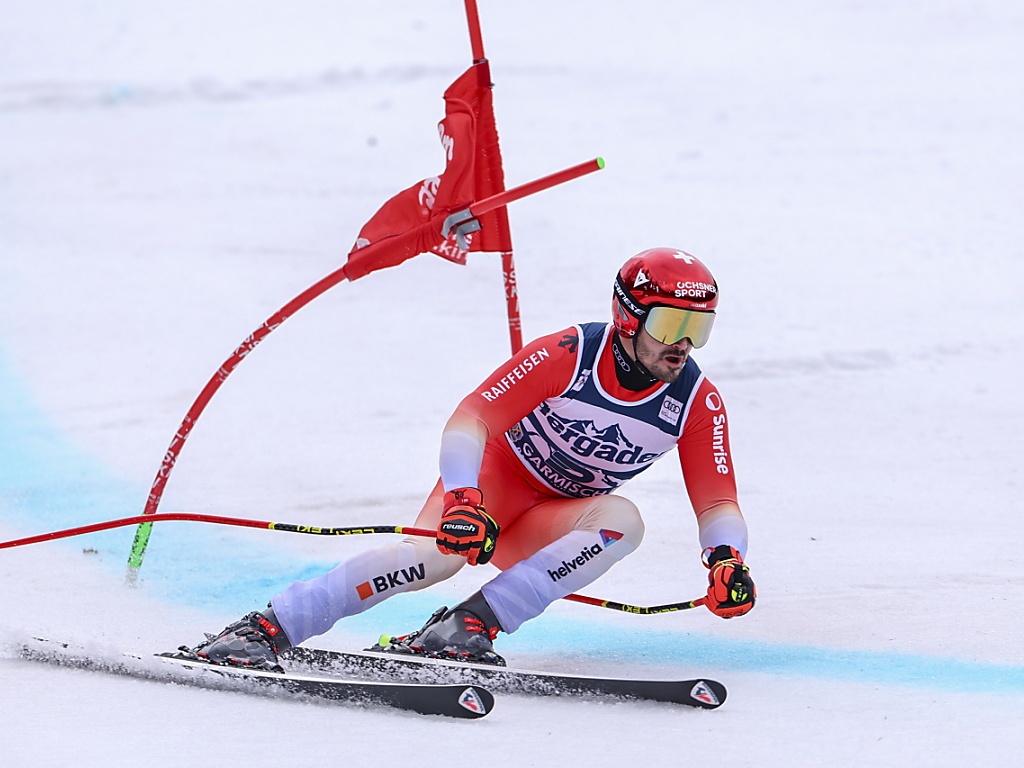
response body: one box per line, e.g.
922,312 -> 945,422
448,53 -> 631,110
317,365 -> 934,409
2,0 -> 1023,765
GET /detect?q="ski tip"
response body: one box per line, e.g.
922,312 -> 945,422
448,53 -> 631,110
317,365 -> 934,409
596,157 -> 606,169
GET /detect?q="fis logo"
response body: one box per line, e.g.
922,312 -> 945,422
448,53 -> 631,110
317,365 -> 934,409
356,563 -> 426,600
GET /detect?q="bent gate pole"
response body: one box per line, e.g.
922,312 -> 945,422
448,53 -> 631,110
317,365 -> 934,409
125,2 -> 513,582
124,3 -> 601,584
124,265 -> 350,583
124,158 -> 604,583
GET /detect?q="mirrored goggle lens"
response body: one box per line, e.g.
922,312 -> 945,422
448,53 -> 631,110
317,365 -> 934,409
643,306 -> 716,348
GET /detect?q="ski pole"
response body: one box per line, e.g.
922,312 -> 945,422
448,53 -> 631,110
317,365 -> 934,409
562,593 -> 707,614
0,513 -> 433,550
2,513 -> 706,615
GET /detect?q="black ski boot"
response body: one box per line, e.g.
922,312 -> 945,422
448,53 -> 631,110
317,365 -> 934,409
183,607 -> 292,672
372,591 -> 505,666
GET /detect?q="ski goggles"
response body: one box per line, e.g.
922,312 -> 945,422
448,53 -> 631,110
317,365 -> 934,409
643,306 -> 716,348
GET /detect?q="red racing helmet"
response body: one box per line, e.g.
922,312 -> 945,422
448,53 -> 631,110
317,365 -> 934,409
612,248 -> 719,348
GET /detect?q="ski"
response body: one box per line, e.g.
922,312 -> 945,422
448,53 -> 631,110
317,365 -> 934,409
15,638 -> 493,719
282,646 -> 727,709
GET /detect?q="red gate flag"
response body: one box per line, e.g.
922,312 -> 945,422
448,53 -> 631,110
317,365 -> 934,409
343,61 -> 513,282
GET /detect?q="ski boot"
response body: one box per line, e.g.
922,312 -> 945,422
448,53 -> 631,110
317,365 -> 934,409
372,591 -> 506,666
178,607 -> 292,673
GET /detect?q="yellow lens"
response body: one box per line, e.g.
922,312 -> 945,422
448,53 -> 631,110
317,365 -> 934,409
643,306 -> 716,347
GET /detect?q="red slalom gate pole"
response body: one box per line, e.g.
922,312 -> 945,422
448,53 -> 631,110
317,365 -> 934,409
463,0 -> 522,353
500,249 -> 522,352
464,0 -> 486,63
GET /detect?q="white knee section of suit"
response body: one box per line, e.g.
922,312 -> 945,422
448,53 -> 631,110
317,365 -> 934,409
270,538 -> 463,646
482,504 -> 644,634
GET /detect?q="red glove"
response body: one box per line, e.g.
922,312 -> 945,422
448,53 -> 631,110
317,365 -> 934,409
703,545 -> 756,619
436,487 -> 500,566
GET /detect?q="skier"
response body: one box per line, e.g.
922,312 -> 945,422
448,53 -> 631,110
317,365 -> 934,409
185,248 -> 755,669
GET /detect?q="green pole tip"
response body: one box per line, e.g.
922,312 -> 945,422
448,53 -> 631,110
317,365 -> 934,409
596,157 -> 606,169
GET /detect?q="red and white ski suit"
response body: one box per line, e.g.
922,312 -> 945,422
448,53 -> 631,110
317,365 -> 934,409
271,323 -> 747,642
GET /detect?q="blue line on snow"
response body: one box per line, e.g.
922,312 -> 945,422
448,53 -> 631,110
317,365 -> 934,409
0,347 -> 338,610
2,347 -> 1022,696
503,618 -> 1024,695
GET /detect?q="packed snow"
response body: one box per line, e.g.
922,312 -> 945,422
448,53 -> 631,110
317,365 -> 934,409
2,1 -> 1022,765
